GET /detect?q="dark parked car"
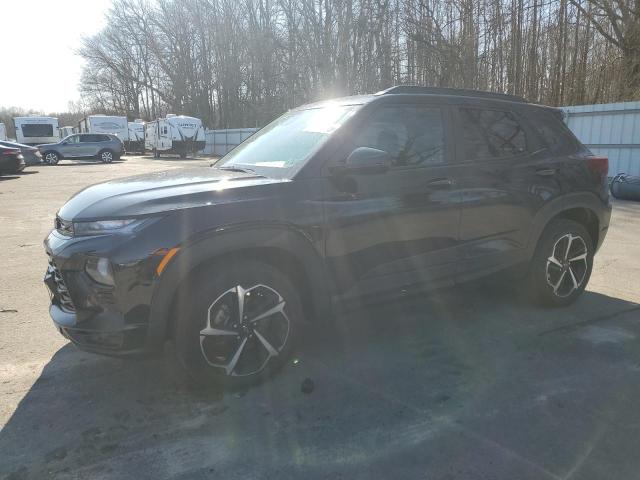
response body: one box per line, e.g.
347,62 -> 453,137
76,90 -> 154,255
0,145 -> 26,175
38,133 -> 124,165
44,87 -> 611,387
0,140 -> 42,166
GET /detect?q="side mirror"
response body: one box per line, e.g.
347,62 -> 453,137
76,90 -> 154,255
337,147 -> 392,175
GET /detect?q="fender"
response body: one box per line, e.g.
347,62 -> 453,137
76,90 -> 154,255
144,223 -> 329,349
525,191 -> 611,258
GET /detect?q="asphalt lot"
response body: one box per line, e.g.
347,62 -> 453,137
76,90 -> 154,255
1,155 -> 640,480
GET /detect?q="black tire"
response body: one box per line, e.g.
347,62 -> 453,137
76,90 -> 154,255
174,260 -> 302,389
43,151 -> 60,165
527,219 -> 594,307
98,149 -> 115,163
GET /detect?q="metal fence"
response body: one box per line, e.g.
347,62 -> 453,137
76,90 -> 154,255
202,128 -> 259,156
563,101 -> 640,176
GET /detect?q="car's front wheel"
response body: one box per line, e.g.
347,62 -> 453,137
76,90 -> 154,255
528,219 -> 594,306
174,260 -> 301,388
43,152 -> 59,165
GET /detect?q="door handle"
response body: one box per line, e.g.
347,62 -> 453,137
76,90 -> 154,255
536,168 -> 556,177
425,178 -> 453,189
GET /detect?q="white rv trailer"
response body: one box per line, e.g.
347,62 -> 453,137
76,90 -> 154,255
59,126 -> 75,138
145,115 -> 205,158
0,123 -> 6,141
126,120 -> 145,153
78,115 -> 129,142
13,116 -> 59,145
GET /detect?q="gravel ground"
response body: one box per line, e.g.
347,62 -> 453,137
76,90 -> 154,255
1,155 -> 639,480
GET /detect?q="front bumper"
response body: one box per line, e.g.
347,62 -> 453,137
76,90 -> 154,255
24,151 -> 42,166
43,228 -> 165,356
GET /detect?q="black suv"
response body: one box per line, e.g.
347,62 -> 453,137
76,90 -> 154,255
44,87 -> 611,386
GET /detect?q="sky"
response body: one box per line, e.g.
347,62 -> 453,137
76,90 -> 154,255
0,0 -> 114,113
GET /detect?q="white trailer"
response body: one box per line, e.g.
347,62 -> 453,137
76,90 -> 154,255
126,120 -> 145,153
59,126 -> 75,139
0,123 -> 6,141
78,115 -> 129,142
145,115 -> 205,158
13,116 -> 59,145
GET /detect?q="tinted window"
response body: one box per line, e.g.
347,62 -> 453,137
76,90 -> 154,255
21,124 -> 53,137
531,110 -> 578,154
66,135 -> 80,144
98,135 -> 111,142
459,108 -> 527,159
352,106 -> 445,167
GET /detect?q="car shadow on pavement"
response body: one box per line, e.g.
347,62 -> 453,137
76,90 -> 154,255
2,286 -> 640,479
147,155 -> 216,162
56,161 -> 126,166
0,175 -> 20,181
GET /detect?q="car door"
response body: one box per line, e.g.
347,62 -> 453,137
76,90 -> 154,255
452,103 -> 560,280
79,134 -> 101,157
322,101 -> 463,299
61,135 -> 83,157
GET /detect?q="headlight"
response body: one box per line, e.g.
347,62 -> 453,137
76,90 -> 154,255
85,257 -> 115,286
73,218 -> 141,236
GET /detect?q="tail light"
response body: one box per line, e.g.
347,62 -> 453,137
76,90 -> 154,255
587,156 -> 608,178
1,150 -> 19,156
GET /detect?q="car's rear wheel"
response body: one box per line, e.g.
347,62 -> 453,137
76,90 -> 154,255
99,150 -> 115,163
527,219 -> 594,306
174,260 -> 301,388
43,152 -> 59,165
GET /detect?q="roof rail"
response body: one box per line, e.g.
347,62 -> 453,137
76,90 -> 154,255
375,86 -> 527,103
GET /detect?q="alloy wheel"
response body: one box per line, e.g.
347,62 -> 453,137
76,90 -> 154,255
545,233 -> 588,298
101,151 -> 113,163
45,153 -> 58,165
199,284 -> 290,377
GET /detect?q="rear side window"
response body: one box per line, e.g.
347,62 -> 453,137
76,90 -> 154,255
99,135 -> 111,142
80,135 -> 96,143
458,108 -> 527,159
531,109 -> 578,154
352,106 -> 446,167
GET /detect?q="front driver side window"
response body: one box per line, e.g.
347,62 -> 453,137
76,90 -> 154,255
352,106 -> 446,167
67,135 -> 80,144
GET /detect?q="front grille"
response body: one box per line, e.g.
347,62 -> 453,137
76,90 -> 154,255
49,261 -> 76,312
55,216 -> 74,236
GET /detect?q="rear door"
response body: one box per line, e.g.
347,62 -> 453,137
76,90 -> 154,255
453,103 -> 560,279
323,100 -> 463,298
79,134 -> 100,157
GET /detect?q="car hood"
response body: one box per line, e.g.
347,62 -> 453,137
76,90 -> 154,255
58,168 -> 290,220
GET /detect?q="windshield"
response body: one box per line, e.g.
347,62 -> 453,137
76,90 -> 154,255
218,104 -> 359,176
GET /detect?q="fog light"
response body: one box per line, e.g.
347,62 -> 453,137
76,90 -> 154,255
85,257 -> 115,286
